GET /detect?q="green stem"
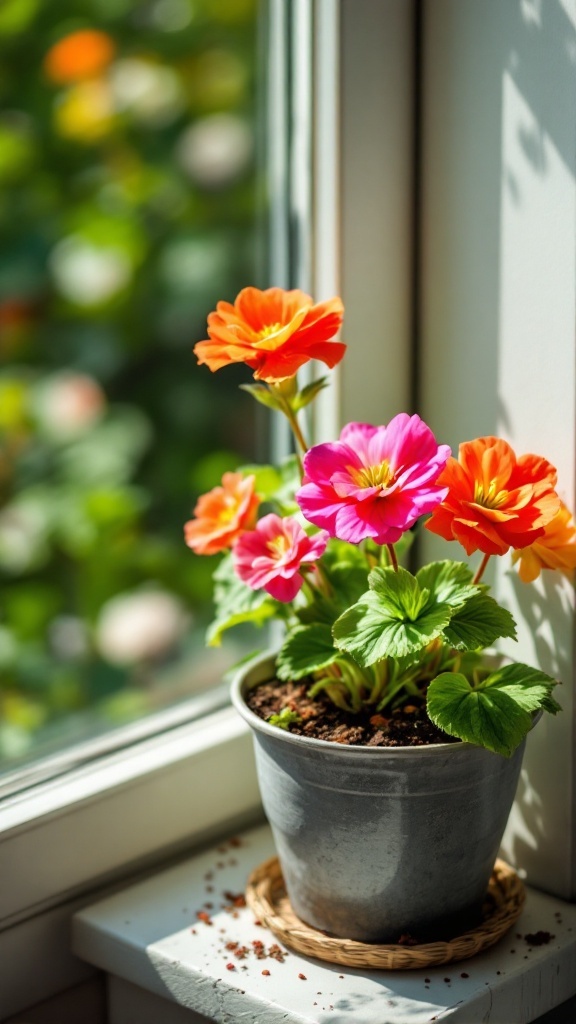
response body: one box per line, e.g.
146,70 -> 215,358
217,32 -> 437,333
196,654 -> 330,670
473,552 -> 491,584
366,661 -> 389,706
273,389 -> 307,476
377,672 -> 409,711
365,544 -> 378,570
302,561 -> 333,600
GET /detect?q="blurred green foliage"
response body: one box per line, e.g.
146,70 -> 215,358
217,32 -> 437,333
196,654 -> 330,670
0,0 -> 263,766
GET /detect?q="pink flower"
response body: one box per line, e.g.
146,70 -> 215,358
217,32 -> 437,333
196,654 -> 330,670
232,513 -> 329,602
296,416 -> 451,545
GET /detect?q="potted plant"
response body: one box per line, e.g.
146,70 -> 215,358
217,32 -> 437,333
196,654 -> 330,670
185,286 -> 575,945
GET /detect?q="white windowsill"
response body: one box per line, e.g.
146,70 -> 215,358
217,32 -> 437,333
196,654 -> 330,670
0,707 -> 264,1020
72,823 -> 576,1024
0,707 -> 262,930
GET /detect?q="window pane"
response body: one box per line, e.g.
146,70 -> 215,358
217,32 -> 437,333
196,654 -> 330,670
0,0 -> 266,775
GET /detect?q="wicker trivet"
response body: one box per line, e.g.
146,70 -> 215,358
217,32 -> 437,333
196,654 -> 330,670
246,857 -> 526,970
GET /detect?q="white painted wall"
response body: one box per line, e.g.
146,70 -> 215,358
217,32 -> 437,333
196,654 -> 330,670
339,0 -> 415,428
419,0 -> 576,898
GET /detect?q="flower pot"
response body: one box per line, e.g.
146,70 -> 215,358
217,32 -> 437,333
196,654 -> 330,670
231,652 -> 530,944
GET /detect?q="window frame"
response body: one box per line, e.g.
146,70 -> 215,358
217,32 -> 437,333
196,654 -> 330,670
3,0 -> 575,1016
2,2 -> 416,1010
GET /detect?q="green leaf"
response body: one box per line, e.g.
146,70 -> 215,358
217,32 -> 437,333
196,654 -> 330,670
277,624 -> 337,680
416,560 -> 479,609
427,663 -> 561,756
478,662 -> 561,713
237,463 -> 283,500
297,591 -> 339,626
237,456 -> 300,509
328,564 -> 372,608
333,567 -> 452,666
268,707 -> 302,729
292,377 -> 329,412
368,566 -> 429,619
207,592 -> 277,647
322,538 -> 368,574
296,539 -> 370,627
442,592 -> 517,650
322,540 -> 370,606
239,383 -> 282,411
207,554 -> 278,646
426,672 -> 532,756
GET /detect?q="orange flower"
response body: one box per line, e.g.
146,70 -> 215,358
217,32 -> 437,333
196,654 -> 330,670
184,472 -> 260,555
193,286 -> 345,383
425,436 -> 560,556
511,501 -> 576,582
44,30 -> 116,85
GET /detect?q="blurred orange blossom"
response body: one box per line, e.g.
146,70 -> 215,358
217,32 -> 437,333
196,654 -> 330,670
44,29 -> 116,84
184,471 -> 260,556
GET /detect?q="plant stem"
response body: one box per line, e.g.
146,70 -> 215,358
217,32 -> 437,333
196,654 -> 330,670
273,390 -> 308,476
386,543 -> 399,572
365,544 -> 378,570
473,552 -> 491,584
303,562 -> 333,599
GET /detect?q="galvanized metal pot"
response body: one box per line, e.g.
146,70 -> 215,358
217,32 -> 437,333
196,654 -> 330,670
231,652 -> 529,943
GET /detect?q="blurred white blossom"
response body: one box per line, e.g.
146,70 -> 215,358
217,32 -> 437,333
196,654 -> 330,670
0,501 -> 50,572
176,114 -> 253,188
50,235 -> 132,306
96,589 -> 190,666
110,58 -> 184,126
35,372 -> 106,438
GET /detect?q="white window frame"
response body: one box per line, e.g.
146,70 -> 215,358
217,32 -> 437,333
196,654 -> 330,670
2,0 -> 575,1017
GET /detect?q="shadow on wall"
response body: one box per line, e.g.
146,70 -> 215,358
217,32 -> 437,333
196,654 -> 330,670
421,0 -> 576,900
421,0 -> 576,448
502,569 -> 574,873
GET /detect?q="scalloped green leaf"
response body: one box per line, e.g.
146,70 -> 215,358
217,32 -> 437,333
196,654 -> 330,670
332,566 -> 453,666
368,566 -> 430,619
426,672 -> 532,756
477,662 -> 561,713
277,623 -> 337,680
416,560 -> 479,609
442,592 -> 517,650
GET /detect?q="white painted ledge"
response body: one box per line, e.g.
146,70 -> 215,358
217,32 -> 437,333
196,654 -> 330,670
72,824 -> 576,1024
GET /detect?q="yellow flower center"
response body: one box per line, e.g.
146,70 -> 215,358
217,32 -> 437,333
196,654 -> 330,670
474,480 -> 508,509
268,533 -> 290,557
217,496 -> 239,524
258,321 -> 282,340
351,460 -> 395,490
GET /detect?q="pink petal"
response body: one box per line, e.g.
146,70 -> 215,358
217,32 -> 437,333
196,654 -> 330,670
339,422 -> 377,462
303,441 -> 362,485
264,573 -> 303,602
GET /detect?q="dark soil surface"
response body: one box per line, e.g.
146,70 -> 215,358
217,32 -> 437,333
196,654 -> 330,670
246,678 -> 459,747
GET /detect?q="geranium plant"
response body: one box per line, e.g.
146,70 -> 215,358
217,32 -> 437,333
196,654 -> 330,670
186,286 -> 576,757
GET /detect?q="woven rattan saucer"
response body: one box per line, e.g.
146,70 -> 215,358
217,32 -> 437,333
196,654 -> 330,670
246,857 -> 525,970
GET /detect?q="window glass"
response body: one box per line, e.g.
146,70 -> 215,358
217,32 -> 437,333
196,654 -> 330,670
0,0 -> 265,774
